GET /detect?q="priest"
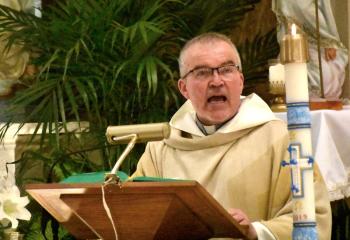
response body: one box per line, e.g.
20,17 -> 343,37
132,32 -> 331,240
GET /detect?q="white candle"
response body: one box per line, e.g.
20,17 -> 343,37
281,23 -> 318,239
285,63 -> 309,102
269,63 -> 285,84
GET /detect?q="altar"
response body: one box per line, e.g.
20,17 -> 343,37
274,105 -> 350,201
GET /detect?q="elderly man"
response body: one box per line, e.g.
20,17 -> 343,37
132,32 -> 331,239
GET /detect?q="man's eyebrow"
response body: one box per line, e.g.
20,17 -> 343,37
191,60 -> 236,70
191,64 -> 210,70
221,60 -> 235,65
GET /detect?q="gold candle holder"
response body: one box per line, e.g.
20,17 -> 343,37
279,23 -> 310,104
280,24 -> 309,64
268,59 -> 286,112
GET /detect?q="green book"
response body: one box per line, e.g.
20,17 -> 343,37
61,171 -> 181,184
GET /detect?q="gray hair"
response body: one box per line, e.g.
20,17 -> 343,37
178,32 -> 242,77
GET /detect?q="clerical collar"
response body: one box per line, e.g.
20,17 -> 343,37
195,116 -> 229,135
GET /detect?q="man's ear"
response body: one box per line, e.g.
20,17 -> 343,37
178,79 -> 189,99
239,72 -> 244,93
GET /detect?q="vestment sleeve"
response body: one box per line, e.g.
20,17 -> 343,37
131,142 -> 161,178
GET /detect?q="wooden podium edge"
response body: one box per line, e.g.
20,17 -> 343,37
26,185 -> 98,239
26,182 -> 246,239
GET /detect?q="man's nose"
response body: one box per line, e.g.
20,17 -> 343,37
209,70 -> 224,86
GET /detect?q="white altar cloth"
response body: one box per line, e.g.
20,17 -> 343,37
275,105 -> 350,201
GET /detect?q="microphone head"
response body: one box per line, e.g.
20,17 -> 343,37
106,122 -> 170,144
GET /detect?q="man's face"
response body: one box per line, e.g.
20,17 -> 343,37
178,40 -> 244,125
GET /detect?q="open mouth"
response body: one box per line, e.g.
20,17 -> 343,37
207,96 -> 227,103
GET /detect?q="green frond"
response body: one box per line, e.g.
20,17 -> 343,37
57,84 -> 68,131
111,60 -> 130,89
52,90 -> 60,147
63,81 -> 80,122
73,79 -> 91,114
86,80 -> 101,123
136,60 -> 145,90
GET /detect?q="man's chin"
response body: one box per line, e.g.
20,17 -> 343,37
199,114 -> 234,126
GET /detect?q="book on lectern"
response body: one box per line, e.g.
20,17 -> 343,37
60,171 -> 180,183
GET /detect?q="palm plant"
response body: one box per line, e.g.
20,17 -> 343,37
0,0 -> 260,129
240,28 -> 280,98
0,0 -> 282,239
0,0 -> 266,175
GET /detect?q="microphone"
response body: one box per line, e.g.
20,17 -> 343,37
106,122 -> 171,144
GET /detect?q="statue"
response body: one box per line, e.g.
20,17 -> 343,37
272,0 -> 348,100
0,0 -> 38,97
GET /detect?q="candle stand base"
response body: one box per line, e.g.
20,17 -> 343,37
270,95 -> 287,112
271,103 -> 287,112
309,100 -> 343,111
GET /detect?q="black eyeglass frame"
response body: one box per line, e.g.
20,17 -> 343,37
181,64 -> 240,80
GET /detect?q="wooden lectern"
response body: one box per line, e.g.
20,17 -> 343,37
26,181 -> 246,240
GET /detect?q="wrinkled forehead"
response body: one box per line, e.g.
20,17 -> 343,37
181,40 -> 238,67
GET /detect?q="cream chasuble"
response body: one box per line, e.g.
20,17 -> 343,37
133,94 -> 331,239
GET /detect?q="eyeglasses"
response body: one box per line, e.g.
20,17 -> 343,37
181,64 -> 240,81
